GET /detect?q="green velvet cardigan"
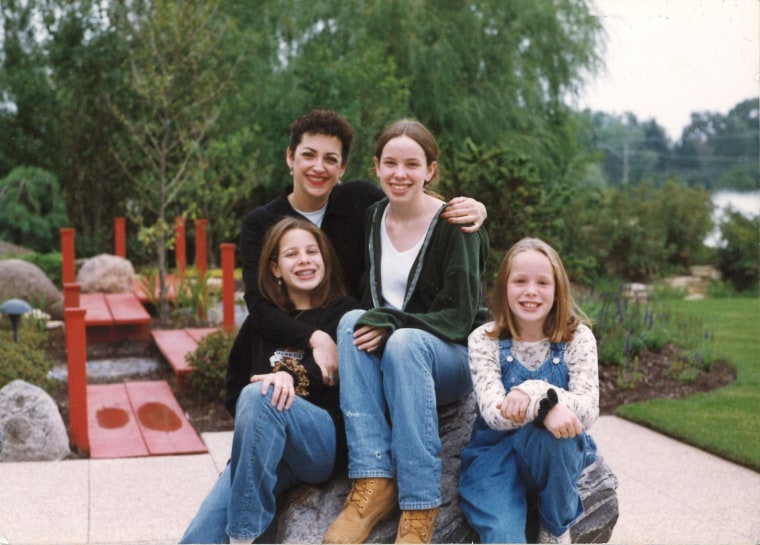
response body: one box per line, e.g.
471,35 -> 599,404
356,198 -> 490,345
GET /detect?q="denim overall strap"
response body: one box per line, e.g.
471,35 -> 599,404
499,339 -> 569,391
547,342 -> 569,390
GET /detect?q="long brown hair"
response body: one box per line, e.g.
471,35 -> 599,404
258,217 -> 347,312
487,237 -> 590,342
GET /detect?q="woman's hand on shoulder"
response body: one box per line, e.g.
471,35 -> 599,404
250,371 -> 296,411
543,404 -> 583,439
441,196 -> 487,233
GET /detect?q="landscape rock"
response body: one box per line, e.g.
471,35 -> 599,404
277,394 -> 618,543
0,240 -> 33,257
77,253 -> 135,293
0,259 -> 63,319
0,380 -> 70,462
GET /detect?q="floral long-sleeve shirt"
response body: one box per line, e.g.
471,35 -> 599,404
468,322 -> 599,431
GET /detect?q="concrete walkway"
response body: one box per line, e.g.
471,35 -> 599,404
1,416 -> 758,544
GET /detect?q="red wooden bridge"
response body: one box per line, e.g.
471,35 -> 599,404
59,220 -> 238,458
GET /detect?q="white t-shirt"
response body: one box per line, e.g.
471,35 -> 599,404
294,205 -> 327,227
380,208 -> 424,310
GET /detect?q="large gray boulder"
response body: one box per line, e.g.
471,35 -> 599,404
277,395 -> 618,543
0,259 -> 63,319
77,253 -> 135,293
0,380 -> 70,462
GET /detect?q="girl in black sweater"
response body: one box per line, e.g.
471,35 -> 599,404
182,217 -> 359,544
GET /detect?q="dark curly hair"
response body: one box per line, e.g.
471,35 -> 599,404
289,110 -> 354,166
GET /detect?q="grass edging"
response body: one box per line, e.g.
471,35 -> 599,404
614,297 -> 759,471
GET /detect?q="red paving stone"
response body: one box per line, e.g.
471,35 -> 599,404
87,383 -> 150,459
87,381 -> 207,459
152,328 -> 219,392
125,381 -> 207,456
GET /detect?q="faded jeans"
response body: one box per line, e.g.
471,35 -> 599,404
338,309 -> 472,510
180,382 -> 337,543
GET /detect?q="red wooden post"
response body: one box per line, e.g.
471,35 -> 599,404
195,219 -> 208,280
175,216 -> 186,278
114,217 -> 126,258
63,283 -> 81,308
60,228 -> 76,286
195,219 -> 209,322
221,243 -> 236,331
65,307 -> 89,454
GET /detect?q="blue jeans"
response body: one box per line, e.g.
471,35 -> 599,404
180,382 -> 337,543
459,422 -> 595,543
338,309 -> 472,510
458,337 -> 597,543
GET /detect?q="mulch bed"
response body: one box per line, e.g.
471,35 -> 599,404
597,345 -> 735,414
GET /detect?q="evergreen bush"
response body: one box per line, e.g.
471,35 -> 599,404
715,210 -> 759,293
0,167 -> 69,253
0,324 -> 57,391
186,328 -> 235,402
12,251 -> 63,287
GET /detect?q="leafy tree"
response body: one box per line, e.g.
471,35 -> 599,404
220,0 -> 604,186
441,140 -> 573,279
218,2 -> 412,186
177,128 -> 260,267
712,99 -> 759,191
658,180 -> 714,268
576,180 -> 713,281
673,98 -> 758,189
579,110 -> 672,186
715,210 -> 759,293
1,0 -> 140,255
0,0 -> 58,177
110,0 -> 240,318
42,0 -> 135,254
2,0 -> 606,261
0,166 -> 69,252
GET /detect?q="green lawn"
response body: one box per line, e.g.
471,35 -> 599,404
615,297 -> 760,471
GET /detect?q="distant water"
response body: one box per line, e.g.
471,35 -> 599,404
705,190 -> 760,247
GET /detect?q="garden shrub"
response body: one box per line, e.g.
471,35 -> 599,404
583,285 -> 716,374
0,166 -> 69,253
0,324 -> 57,391
715,209 -> 759,293
186,328 -> 235,402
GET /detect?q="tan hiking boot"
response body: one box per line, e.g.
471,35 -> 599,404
322,478 -> 397,543
394,507 -> 440,544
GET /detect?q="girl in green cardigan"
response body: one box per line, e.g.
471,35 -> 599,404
324,120 -> 489,544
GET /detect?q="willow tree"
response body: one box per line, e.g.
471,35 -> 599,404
222,0 -> 604,185
110,0 -> 239,320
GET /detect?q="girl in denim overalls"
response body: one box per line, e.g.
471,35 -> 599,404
458,238 -> 599,544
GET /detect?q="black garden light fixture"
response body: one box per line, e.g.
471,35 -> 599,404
0,298 -> 33,344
